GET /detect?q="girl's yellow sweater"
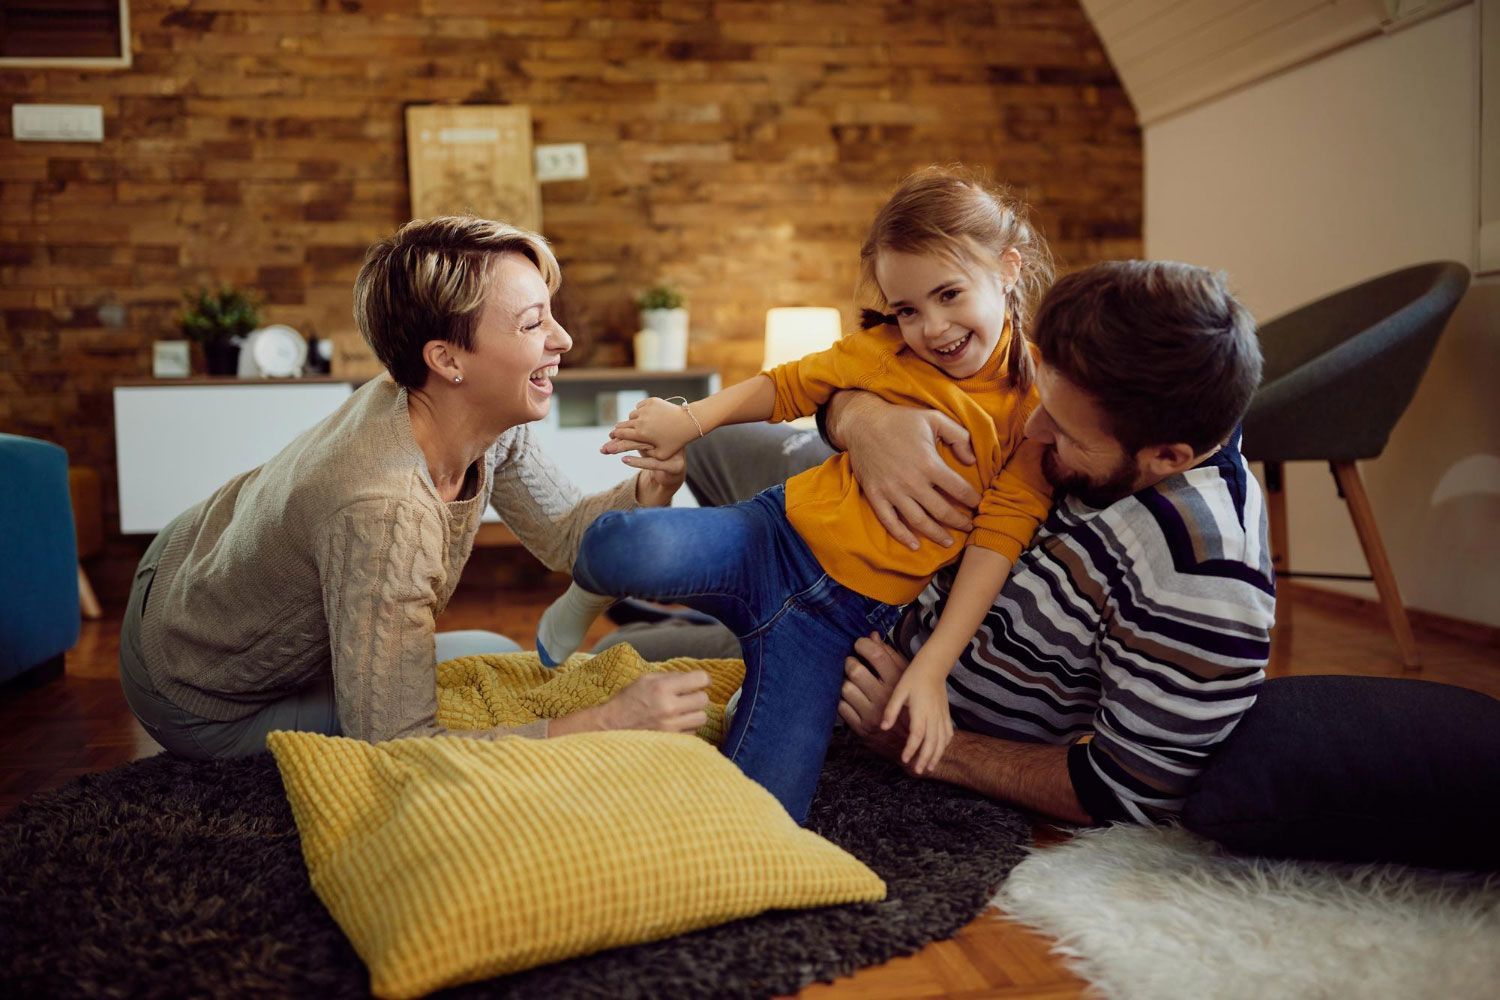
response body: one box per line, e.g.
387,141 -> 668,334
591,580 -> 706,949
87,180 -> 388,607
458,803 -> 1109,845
764,323 -> 1052,605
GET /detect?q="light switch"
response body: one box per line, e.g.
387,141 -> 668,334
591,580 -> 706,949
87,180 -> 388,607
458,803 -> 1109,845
12,104 -> 105,142
535,143 -> 588,182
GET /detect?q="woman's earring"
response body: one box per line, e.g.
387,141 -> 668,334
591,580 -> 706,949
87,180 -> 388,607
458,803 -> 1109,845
453,375 -> 463,384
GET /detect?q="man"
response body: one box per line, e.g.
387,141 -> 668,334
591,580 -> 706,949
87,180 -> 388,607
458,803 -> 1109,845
597,260 -> 1274,825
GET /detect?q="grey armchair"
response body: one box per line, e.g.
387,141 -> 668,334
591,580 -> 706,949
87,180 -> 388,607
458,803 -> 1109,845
1242,261 -> 1472,669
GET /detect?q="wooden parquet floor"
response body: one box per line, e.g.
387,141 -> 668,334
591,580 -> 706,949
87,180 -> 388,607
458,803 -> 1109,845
2,577 -> 1495,998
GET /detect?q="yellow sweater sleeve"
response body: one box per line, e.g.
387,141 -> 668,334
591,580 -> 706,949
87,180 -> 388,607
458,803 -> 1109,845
967,425 -> 1053,563
762,330 -> 896,424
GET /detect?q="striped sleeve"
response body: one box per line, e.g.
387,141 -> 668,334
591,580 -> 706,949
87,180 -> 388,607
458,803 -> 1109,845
1069,472 -> 1274,823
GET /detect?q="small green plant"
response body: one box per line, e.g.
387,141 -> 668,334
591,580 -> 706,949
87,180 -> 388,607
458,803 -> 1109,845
636,285 -> 685,311
177,286 -> 262,345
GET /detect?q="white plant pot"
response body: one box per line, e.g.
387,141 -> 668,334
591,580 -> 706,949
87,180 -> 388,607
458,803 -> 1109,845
637,308 -> 688,370
640,307 -> 687,338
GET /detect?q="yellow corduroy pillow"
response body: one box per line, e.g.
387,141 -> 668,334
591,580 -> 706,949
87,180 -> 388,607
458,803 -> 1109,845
268,729 -> 884,999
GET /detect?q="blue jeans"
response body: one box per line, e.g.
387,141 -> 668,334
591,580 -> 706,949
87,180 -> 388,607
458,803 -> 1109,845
574,485 -> 902,823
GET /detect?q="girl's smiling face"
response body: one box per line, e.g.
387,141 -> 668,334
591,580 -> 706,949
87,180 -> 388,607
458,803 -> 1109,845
874,247 -> 1019,379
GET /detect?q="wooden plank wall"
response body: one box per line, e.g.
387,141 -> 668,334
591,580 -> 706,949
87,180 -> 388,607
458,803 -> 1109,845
0,0 -> 1142,539
1079,0 -> 1392,124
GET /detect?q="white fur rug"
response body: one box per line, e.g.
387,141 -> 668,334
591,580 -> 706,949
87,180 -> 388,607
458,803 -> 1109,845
995,825 -> 1500,1000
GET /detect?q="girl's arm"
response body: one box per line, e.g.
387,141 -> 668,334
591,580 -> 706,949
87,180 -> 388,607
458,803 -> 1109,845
912,546 -> 1013,675
882,545 -> 1014,774
604,374 -> 776,460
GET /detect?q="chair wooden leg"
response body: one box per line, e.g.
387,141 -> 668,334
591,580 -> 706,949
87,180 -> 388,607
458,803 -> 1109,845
1331,461 -> 1420,670
78,564 -> 102,620
1263,462 -> 1290,629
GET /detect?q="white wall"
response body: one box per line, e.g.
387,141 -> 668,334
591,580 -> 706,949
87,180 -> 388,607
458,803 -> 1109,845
1144,5 -> 1500,628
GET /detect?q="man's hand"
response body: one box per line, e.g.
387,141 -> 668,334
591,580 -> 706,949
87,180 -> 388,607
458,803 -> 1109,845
554,670 -> 711,736
838,633 -> 918,769
881,651 -> 955,775
604,397 -> 699,461
829,393 -> 981,551
837,634 -> 1092,825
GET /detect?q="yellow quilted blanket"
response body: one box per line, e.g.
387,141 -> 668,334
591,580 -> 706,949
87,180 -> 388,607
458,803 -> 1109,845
434,642 -> 746,744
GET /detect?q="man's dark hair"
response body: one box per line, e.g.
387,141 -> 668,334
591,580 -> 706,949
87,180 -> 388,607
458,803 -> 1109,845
1031,260 -> 1262,454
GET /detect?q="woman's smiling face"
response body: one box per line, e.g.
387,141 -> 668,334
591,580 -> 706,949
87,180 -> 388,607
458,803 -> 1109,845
874,249 -> 1014,379
460,252 -> 572,427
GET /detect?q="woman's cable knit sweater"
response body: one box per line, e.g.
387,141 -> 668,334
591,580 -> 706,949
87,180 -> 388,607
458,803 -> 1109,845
139,376 -> 638,743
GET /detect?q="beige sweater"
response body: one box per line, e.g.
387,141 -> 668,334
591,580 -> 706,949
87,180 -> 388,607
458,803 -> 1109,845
139,376 -> 638,743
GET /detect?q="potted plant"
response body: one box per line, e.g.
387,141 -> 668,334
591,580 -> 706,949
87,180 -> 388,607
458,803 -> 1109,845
178,286 -> 262,376
635,284 -> 688,370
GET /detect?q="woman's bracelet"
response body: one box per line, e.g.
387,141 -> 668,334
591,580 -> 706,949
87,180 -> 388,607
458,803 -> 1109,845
664,396 -> 706,438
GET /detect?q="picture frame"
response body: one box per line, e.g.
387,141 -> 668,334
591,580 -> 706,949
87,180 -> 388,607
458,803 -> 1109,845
405,105 -> 540,231
0,0 -> 132,69
152,340 -> 191,379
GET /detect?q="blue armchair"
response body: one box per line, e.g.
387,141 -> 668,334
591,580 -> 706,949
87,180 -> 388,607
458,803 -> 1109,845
0,433 -> 80,686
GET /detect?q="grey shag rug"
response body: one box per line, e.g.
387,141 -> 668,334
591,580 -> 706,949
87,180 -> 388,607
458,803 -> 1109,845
0,729 -> 1031,999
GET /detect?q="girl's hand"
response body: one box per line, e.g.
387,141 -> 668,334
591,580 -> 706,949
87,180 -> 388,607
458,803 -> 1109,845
603,397 -> 699,461
880,654 -> 955,775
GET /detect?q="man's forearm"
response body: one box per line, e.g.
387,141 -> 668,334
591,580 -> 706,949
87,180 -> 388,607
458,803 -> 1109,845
821,388 -> 878,452
928,730 -> 1092,825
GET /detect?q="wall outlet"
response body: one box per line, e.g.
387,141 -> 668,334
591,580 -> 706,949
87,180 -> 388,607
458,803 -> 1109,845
535,142 -> 588,182
12,104 -> 104,142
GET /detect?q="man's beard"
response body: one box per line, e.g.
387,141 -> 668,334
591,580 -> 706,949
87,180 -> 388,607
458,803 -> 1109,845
1042,446 -> 1139,509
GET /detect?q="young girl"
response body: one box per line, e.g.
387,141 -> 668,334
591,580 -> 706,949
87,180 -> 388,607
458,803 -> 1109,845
540,167 -> 1054,822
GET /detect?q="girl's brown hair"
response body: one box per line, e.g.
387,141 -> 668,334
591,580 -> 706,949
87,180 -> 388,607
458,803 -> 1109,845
859,166 -> 1054,392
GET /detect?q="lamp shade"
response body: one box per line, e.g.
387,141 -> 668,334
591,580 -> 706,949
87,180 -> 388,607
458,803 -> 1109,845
763,307 -> 842,370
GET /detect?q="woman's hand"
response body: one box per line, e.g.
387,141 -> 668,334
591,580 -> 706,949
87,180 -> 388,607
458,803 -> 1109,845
594,670 -> 712,733
628,448 -> 686,507
828,392 -> 982,551
880,650 -> 955,776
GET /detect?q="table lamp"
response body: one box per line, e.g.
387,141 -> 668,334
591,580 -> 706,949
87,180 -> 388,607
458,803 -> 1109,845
764,307 -> 842,428
763,307 -> 842,370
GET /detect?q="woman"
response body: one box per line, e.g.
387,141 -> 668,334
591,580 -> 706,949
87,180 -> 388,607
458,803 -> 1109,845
119,216 -> 711,759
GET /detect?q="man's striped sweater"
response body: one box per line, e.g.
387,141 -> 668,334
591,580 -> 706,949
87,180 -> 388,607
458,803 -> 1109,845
895,431 -> 1276,823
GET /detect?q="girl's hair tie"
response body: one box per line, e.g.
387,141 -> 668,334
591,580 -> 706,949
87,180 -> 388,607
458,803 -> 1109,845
860,308 -> 897,329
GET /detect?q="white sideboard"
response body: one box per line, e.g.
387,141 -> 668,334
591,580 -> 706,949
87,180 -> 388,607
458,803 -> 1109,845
114,380 -> 355,534
114,370 -> 719,535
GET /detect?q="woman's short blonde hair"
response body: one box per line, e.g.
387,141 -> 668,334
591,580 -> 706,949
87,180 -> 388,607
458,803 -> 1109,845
354,216 -> 561,389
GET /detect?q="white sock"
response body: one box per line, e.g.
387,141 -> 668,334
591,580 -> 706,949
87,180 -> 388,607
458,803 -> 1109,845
536,583 -> 614,667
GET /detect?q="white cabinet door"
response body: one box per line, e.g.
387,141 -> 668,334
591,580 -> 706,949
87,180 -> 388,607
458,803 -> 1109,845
114,384 -> 354,534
